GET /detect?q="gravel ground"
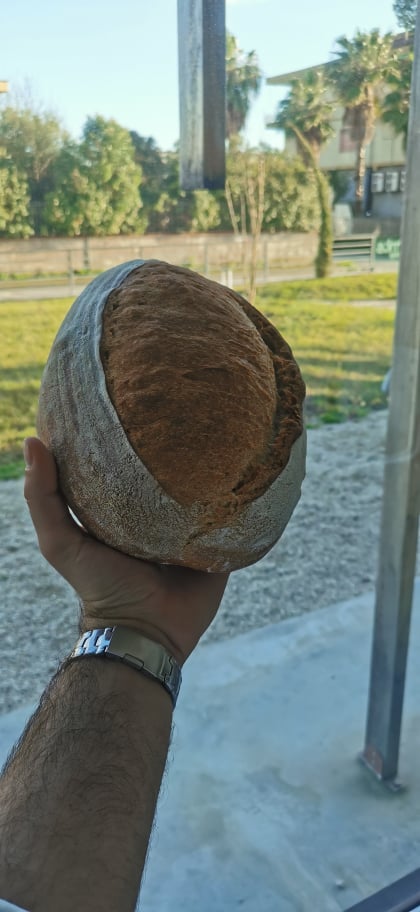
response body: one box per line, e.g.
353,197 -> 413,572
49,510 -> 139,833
1,408 -> 418,716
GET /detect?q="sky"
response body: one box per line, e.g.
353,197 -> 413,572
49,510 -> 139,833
1,0 -> 400,152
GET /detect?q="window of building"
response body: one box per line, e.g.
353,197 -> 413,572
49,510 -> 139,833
371,172 -> 385,193
385,171 -> 399,193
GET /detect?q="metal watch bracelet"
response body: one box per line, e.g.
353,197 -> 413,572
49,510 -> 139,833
68,626 -> 182,708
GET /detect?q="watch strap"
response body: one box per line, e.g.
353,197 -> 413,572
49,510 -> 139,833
68,626 -> 182,707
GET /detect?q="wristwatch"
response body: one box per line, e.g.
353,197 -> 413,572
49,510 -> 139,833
68,626 -> 182,708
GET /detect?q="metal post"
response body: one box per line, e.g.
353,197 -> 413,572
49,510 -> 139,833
360,11 -> 420,782
67,250 -> 75,295
263,237 -> 269,281
83,236 -> 90,271
177,0 -> 226,190
344,865 -> 420,911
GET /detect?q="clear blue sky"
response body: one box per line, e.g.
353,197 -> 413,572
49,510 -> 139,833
2,0 -> 399,151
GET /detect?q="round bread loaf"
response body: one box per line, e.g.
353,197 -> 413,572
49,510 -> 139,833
37,260 -> 306,571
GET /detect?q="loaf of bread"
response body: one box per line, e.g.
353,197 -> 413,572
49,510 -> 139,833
37,260 -> 306,571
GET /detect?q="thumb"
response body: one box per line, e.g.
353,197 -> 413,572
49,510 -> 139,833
23,437 -> 85,572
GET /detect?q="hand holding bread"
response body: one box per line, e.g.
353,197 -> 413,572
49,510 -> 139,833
37,261 -> 306,572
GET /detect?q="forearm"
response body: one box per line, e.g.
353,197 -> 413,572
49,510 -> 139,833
0,657 -> 172,912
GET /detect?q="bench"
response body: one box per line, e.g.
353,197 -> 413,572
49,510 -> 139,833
332,232 -> 379,268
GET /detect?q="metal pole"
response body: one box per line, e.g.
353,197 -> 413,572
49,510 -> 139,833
360,18 -> 420,782
263,237 -> 269,281
344,864 -> 420,911
67,250 -> 75,296
177,0 -> 226,190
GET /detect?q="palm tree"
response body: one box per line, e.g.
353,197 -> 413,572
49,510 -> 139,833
226,32 -> 262,140
271,71 -> 333,277
382,50 -> 414,149
330,30 -> 396,215
272,69 -> 335,164
287,125 -> 332,278
393,0 -> 417,31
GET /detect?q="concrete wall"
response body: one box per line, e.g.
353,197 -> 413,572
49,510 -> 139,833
353,215 -> 401,237
0,232 -> 318,277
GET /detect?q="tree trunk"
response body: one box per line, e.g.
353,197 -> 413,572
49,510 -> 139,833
314,170 -> 333,279
354,141 -> 366,217
240,192 -> 247,280
297,136 -> 320,169
225,179 -> 240,236
240,192 -> 247,236
290,124 -> 332,278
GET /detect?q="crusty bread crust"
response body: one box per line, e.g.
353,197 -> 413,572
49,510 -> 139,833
37,260 -> 306,571
101,262 -> 305,528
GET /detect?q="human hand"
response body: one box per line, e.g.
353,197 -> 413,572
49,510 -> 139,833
23,437 -> 229,665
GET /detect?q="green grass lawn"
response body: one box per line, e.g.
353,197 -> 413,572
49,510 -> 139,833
0,273 -> 396,481
257,271 -> 397,302
0,298 -> 72,480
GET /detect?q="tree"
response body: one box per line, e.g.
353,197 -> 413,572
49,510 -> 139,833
382,49 -> 414,148
226,32 -> 262,140
0,107 -> 64,184
0,102 -> 67,232
270,70 -> 333,273
330,30 -> 396,215
225,147 -> 320,235
129,133 -> 165,231
224,147 -> 321,299
286,126 -> 332,278
149,150 -> 192,232
262,153 -> 319,233
0,150 -> 32,238
225,148 -> 266,303
81,117 -> 144,234
41,142 -> 93,236
190,191 -> 221,232
272,69 -> 334,163
148,149 -> 221,233
42,117 -> 144,236
393,0 -> 417,30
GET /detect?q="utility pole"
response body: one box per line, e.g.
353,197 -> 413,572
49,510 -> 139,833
360,7 -> 420,783
177,0 -> 226,190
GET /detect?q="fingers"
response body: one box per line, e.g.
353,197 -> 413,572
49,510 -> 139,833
23,437 -> 85,571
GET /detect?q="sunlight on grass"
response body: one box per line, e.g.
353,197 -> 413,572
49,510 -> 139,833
255,289 -> 394,427
0,298 -> 73,476
257,272 -> 397,303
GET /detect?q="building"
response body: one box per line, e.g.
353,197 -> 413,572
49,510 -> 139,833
266,44 -> 409,227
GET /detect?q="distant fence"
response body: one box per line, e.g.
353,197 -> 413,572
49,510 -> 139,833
0,232 -> 318,279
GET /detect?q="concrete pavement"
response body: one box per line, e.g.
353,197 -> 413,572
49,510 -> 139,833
1,580 -> 420,911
